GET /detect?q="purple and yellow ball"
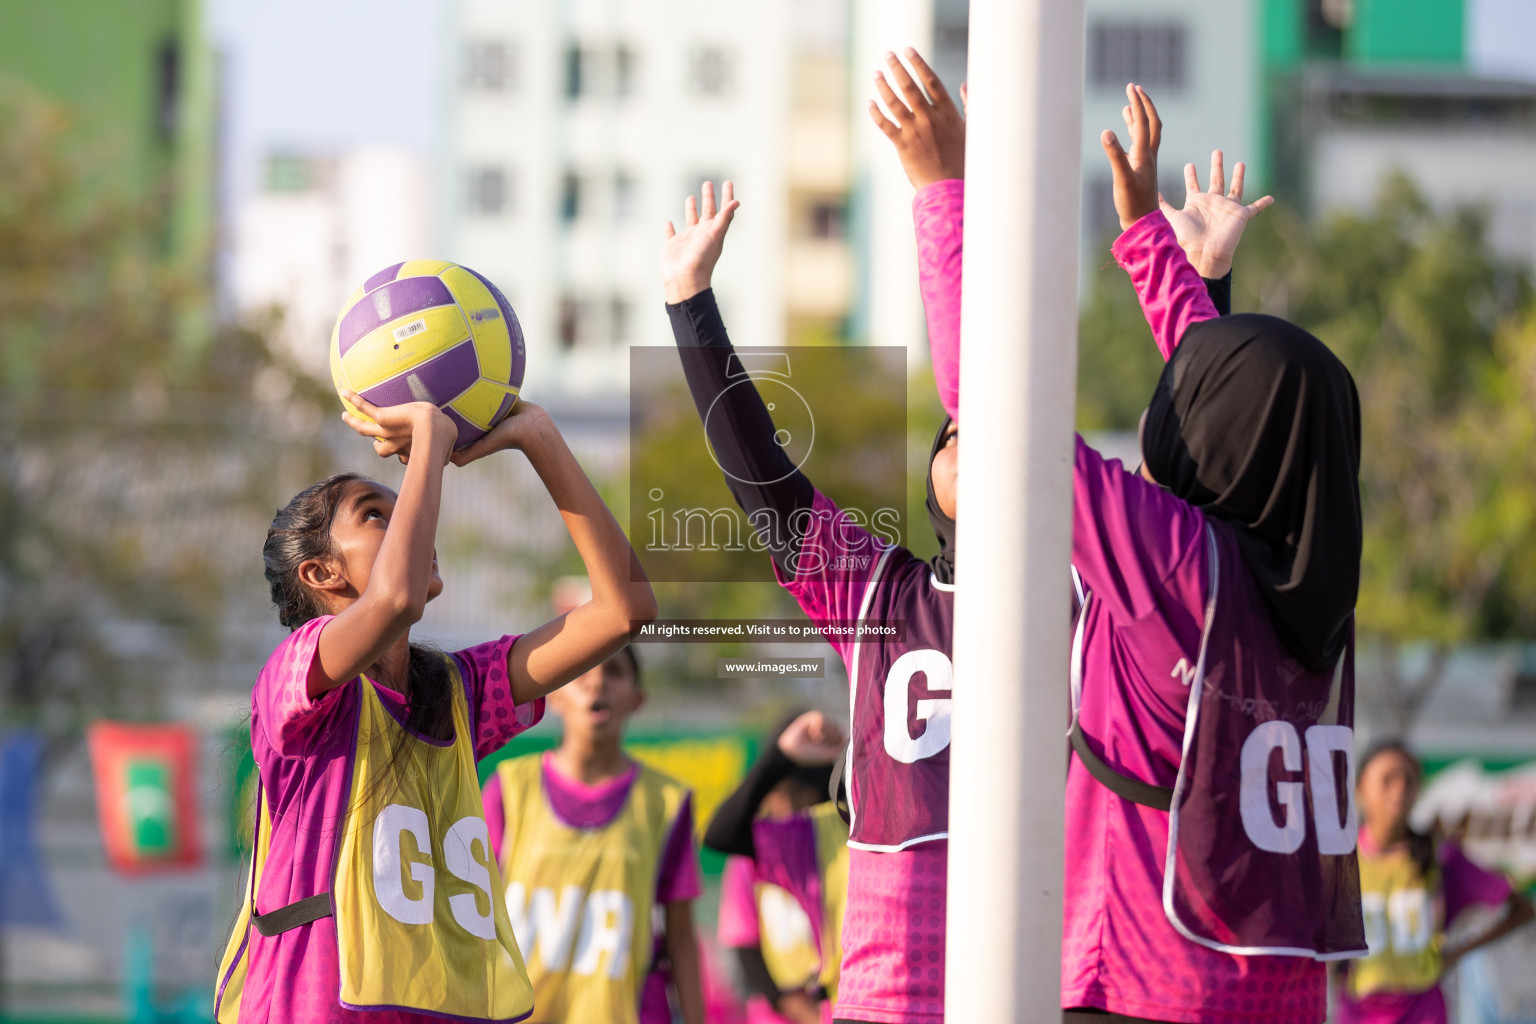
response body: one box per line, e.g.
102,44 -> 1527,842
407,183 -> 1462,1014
329,260 -> 526,449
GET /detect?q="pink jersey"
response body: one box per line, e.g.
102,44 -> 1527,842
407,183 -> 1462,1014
917,193 -> 1334,1021
228,617 -> 544,1024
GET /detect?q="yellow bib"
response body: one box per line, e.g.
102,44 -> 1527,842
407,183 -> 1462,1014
215,662 -> 536,1023
496,756 -> 688,1024
1348,844 -> 1444,998
810,802 -> 849,1001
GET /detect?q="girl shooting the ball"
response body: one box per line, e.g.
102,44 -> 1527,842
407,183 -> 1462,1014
214,394 -> 656,1024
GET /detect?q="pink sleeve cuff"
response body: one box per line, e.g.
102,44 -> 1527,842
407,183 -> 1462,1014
1109,209 -> 1218,361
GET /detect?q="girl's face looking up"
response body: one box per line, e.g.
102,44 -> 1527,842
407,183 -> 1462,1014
931,422 -> 958,520
550,651 -> 643,746
1356,748 -> 1420,843
301,479 -> 443,614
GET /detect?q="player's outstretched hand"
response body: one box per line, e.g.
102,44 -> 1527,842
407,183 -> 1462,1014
1159,150 -> 1274,279
341,391 -> 455,466
868,47 -> 965,188
778,710 -> 846,767
661,180 -> 740,304
1101,83 -> 1163,231
450,400 -> 555,468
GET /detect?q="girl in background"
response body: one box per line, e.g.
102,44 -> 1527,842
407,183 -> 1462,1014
216,394 -> 656,1024
1339,740 -> 1533,1024
482,642 -> 705,1024
708,710 -> 850,1024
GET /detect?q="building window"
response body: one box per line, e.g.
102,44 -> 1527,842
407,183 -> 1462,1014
808,200 -> 847,240
616,46 -> 639,98
1088,21 -> 1187,90
465,167 -> 510,216
464,40 -> 516,91
560,172 -> 584,222
157,39 -> 180,138
558,295 -> 591,348
688,46 -> 734,96
610,296 -> 633,343
265,155 -> 316,194
564,45 -> 588,99
614,172 -> 638,222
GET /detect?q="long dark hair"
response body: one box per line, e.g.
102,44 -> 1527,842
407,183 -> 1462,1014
263,473 -> 454,744
1359,738 -> 1436,878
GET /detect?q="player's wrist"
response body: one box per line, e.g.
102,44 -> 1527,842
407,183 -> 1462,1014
665,274 -> 712,305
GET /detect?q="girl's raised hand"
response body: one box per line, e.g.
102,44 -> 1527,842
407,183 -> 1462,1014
1158,151 -> 1275,279
778,710 -> 846,767
341,391 -> 455,465
449,399 -> 554,467
1101,83 -> 1163,231
661,181 -> 740,304
868,47 -> 965,188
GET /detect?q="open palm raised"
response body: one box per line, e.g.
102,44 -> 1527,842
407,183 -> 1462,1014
1159,151 -> 1274,279
660,180 -> 741,304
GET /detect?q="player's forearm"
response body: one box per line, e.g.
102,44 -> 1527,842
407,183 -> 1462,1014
664,904 -> 706,1024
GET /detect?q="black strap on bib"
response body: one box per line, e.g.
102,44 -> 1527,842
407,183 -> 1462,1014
1068,720 -> 1174,812
829,744 -> 851,824
251,892 -> 334,936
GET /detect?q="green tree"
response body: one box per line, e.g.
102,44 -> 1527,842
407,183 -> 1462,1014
0,82 -> 332,761
1076,176 -> 1536,731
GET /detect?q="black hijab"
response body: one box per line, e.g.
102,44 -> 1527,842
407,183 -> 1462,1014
1142,314 -> 1361,672
926,416 -> 957,584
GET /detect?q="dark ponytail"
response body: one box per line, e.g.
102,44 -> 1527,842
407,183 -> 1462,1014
263,473 -> 454,743
1359,738 -> 1437,878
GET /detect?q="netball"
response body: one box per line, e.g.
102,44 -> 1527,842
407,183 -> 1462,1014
329,260 -> 526,449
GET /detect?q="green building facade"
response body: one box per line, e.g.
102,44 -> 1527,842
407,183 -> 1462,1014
0,0 -> 215,296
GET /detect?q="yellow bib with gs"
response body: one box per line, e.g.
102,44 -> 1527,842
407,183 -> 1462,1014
1348,843 -> 1443,999
215,660 -> 536,1022
496,755 -> 688,1024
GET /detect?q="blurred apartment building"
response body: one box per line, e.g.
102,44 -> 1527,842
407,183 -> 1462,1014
232,148 -> 431,373
444,0 -> 855,397
1263,0 -> 1536,269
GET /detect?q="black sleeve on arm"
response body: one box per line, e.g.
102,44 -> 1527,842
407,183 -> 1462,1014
1203,272 -> 1232,316
734,947 -> 781,1005
702,744 -> 797,857
668,290 -> 817,577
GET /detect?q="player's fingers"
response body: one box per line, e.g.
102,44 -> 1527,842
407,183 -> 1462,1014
873,71 -> 911,126
342,411 -> 386,438
1101,129 -> 1130,170
684,194 -> 698,228
1184,162 -> 1200,195
868,100 -> 899,138
1158,193 -> 1177,217
1121,103 -> 1133,132
1139,85 -> 1162,150
341,388 -> 380,419
885,50 -> 929,112
1209,150 -> 1226,195
959,81 -> 968,111
1229,162 -> 1246,202
904,48 -> 952,108
1245,194 -> 1275,217
720,180 -> 736,214
701,181 -> 717,220
662,220 -> 676,239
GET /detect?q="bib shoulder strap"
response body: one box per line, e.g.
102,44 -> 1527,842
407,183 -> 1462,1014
251,892 -> 334,936
1067,719 -> 1173,811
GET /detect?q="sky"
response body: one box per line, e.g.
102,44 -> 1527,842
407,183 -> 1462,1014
208,0 -> 445,207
